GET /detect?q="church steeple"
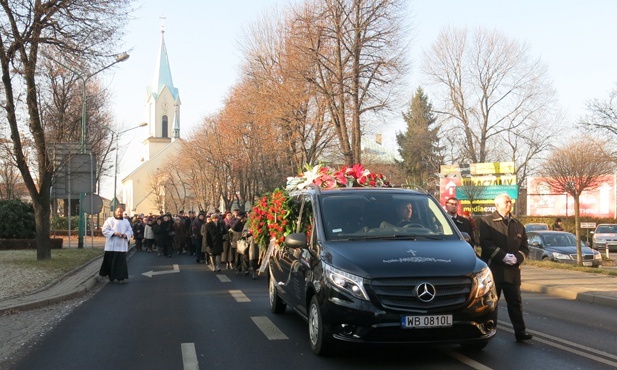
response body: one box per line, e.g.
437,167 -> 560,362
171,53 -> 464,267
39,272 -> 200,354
149,25 -> 179,102
143,21 -> 181,161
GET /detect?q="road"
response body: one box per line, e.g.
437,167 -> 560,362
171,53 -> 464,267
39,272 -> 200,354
6,252 -> 617,370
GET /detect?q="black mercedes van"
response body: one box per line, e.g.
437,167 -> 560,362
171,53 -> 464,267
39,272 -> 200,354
267,186 -> 498,355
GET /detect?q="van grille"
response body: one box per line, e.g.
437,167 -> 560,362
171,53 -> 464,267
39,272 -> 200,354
370,277 -> 472,312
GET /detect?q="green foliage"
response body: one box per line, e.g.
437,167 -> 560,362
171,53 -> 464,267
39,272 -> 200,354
0,199 -> 36,239
50,216 -> 80,231
396,87 -> 443,194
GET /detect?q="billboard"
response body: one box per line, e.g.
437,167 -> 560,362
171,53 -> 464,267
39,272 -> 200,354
440,162 -> 517,216
527,175 -> 616,218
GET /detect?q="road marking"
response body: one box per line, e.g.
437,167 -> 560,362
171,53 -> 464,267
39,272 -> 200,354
444,349 -> 492,370
181,343 -> 198,370
142,264 -> 180,278
229,290 -> 251,302
251,316 -> 288,340
499,321 -> 617,367
217,275 -> 231,282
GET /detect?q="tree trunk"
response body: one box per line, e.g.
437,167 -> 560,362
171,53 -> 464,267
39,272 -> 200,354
33,193 -> 52,260
574,195 -> 582,265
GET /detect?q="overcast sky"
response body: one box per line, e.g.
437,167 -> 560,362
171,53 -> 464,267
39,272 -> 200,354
97,0 -> 617,198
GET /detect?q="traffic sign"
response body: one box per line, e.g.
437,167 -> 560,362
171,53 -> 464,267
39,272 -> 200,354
580,222 -> 596,229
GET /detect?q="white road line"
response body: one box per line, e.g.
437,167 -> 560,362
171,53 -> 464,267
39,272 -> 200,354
181,343 -> 199,370
251,316 -> 289,340
444,350 -> 493,370
499,321 -> 617,367
229,289 -> 251,302
217,275 -> 231,282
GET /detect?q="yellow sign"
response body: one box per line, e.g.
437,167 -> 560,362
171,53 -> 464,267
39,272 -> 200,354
470,162 -> 515,175
440,164 -> 461,175
441,162 -> 515,176
460,175 -> 517,186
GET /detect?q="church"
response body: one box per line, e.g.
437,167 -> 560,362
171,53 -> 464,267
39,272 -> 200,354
120,26 -> 183,215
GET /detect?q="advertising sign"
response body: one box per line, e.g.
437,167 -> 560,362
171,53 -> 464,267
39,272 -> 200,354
527,175 -> 616,218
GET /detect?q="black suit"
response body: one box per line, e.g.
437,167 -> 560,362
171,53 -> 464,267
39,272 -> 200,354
478,211 -> 529,335
451,215 -> 475,246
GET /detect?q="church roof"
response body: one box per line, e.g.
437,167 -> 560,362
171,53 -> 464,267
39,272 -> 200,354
148,29 -> 179,101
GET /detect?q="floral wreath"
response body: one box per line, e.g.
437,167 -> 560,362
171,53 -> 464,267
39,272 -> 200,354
249,164 -> 390,250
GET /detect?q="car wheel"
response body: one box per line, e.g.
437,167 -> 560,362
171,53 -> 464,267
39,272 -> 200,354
461,340 -> 489,351
308,295 -> 333,356
269,274 -> 286,314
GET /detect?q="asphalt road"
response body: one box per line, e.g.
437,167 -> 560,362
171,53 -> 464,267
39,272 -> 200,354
7,252 -> 617,370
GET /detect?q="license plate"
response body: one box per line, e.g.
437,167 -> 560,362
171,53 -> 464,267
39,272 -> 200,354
401,315 -> 453,328
583,261 -> 593,267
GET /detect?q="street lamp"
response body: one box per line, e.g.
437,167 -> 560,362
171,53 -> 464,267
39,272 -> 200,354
107,123 -> 148,211
43,51 -> 130,248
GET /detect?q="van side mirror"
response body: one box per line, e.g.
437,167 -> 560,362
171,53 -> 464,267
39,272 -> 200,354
460,232 -> 471,244
285,233 -> 308,249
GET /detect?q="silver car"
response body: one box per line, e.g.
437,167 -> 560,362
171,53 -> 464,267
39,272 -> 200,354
592,224 -> 617,252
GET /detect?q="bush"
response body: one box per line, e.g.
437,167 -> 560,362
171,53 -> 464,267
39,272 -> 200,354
50,216 -> 81,231
0,199 -> 36,239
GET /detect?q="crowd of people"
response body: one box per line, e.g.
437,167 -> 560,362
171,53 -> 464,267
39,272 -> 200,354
122,208 -> 259,278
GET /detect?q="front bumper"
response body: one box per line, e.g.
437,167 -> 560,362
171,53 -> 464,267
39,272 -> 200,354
317,284 -> 498,346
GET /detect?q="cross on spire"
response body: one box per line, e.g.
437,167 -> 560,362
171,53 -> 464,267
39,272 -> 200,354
160,15 -> 166,33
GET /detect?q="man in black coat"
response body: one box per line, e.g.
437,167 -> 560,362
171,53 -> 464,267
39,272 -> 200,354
478,193 -> 532,342
445,197 -> 476,246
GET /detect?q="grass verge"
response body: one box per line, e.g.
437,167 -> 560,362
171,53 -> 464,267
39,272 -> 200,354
525,259 -> 617,277
0,248 -> 104,274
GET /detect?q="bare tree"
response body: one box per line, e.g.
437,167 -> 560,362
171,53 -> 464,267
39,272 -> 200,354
582,87 -> 617,149
293,0 -> 409,165
456,182 -> 486,217
423,26 -> 559,168
541,136 -> 615,265
0,0 -> 130,259
0,139 -> 25,200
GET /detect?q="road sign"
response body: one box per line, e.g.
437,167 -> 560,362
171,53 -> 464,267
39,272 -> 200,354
82,194 -> 103,214
580,222 -> 596,229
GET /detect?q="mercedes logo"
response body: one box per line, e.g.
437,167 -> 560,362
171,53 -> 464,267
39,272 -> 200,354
415,282 -> 436,302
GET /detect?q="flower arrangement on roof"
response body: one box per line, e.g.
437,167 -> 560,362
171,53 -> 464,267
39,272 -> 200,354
286,163 -> 391,193
250,164 -> 390,250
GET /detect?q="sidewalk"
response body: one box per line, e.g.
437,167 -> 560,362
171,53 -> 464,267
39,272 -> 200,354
521,265 -> 617,307
2,258 -> 617,314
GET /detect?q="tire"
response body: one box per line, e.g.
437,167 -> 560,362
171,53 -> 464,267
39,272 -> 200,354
269,274 -> 286,314
308,295 -> 333,356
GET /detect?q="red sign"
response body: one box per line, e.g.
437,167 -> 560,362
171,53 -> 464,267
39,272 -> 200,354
527,175 -> 616,218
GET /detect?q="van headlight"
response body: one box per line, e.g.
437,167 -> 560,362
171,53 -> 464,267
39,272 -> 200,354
324,264 -> 369,300
474,267 -> 494,298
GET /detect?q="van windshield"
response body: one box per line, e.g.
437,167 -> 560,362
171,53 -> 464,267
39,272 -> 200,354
319,192 -> 458,241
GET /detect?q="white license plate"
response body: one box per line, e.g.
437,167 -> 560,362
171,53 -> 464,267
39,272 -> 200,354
583,261 -> 593,267
401,315 -> 453,328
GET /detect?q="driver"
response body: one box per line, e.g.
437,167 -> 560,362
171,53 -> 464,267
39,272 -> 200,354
395,201 -> 413,226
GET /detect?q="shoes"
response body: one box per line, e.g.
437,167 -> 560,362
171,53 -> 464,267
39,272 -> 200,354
515,332 -> 533,341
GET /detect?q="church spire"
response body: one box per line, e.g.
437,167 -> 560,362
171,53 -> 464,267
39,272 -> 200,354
149,20 -> 178,101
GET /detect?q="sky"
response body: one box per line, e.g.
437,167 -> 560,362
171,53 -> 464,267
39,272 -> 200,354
97,0 -> 617,199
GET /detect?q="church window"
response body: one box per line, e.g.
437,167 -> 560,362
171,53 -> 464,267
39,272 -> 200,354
162,115 -> 168,137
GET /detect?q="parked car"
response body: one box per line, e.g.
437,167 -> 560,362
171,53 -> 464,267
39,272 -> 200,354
267,186 -> 498,355
525,223 -> 549,232
591,224 -> 617,252
527,230 -> 601,267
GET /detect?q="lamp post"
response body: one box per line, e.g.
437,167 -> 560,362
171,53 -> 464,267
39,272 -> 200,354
44,52 -> 130,248
107,123 -> 148,211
